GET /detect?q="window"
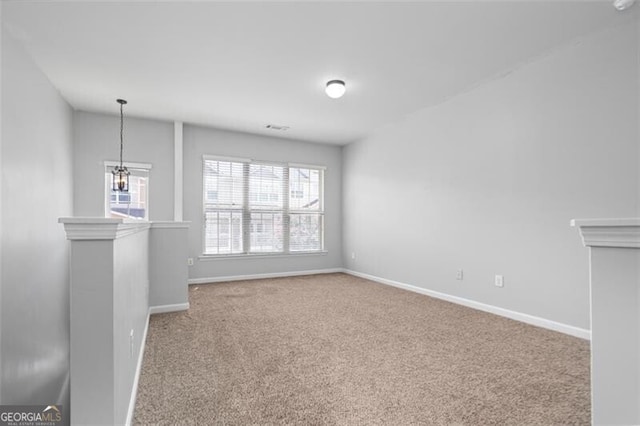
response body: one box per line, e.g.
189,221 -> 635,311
104,162 -> 151,220
288,167 -> 323,252
203,156 -> 324,256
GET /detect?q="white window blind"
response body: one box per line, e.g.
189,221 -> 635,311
203,160 -> 244,255
289,167 -> 323,252
203,157 -> 324,256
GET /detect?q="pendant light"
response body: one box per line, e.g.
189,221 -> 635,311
112,99 -> 130,192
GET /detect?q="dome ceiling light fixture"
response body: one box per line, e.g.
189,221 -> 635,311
325,79 -> 346,99
613,0 -> 635,10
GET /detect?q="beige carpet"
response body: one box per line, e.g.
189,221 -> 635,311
134,273 -> 590,425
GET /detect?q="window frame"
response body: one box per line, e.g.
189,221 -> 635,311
201,155 -> 326,258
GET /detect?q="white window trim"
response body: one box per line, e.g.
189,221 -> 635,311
202,154 -> 250,163
288,162 -> 327,171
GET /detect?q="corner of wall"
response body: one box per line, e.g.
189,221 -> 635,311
0,1 -> 4,405
636,8 -> 640,217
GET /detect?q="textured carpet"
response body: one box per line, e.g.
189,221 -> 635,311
134,273 -> 590,425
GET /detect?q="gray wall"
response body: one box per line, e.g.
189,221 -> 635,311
342,19 -> 639,331
149,224 -> 189,309
73,110 -> 175,221
1,26 -> 73,417
184,125 -> 343,280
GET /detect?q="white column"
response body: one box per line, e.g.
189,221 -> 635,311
572,218 -> 640,425
174,121 -> 183,221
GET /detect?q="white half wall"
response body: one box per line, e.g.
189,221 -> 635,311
60,219 -> 150,426
342,18 -> 639,331
1,25 -> 73,419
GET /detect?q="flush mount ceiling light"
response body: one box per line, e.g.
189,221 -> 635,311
613,0 -> 635,10
111,99 -> 130,192
325,80 -> 346,99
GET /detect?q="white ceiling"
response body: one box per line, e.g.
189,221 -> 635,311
2,1 -> 627,145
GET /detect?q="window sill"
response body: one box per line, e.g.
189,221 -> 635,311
198,251 -> 328,261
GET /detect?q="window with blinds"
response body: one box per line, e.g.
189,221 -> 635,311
203,156 -> 324,256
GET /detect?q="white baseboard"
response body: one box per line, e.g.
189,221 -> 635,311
125,311 -> 150,426
188,268 -> 344,285
344,269 -> 591,341
149,303 -> 189,314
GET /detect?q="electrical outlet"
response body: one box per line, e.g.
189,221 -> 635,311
495,275 -> 504,288
187,258 -> 194,266
351,252 -> 356,260
456,269 -> 463,280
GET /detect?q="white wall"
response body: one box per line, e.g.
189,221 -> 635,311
637,11 -> 640,213
343,18 -> 639,331
73,110 -> 175,221
184,125 -> 343,281
0,26 -> 73,418
0,4 -> 4,404
637,11 -> 640,424
113,230 -> 149,425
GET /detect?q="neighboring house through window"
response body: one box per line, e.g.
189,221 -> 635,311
104,161 -> 151,220
203,155 -> 325,256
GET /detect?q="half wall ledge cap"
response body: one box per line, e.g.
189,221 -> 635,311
571,218 -> 640,248
59,217 -> 125,224
59,217 -> 150,240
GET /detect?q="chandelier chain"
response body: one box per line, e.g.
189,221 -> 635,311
119,101 -> 124,168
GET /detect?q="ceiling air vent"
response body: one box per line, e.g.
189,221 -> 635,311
265,124 -> 289,131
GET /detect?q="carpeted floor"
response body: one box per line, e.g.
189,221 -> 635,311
133,273 -> 590,425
